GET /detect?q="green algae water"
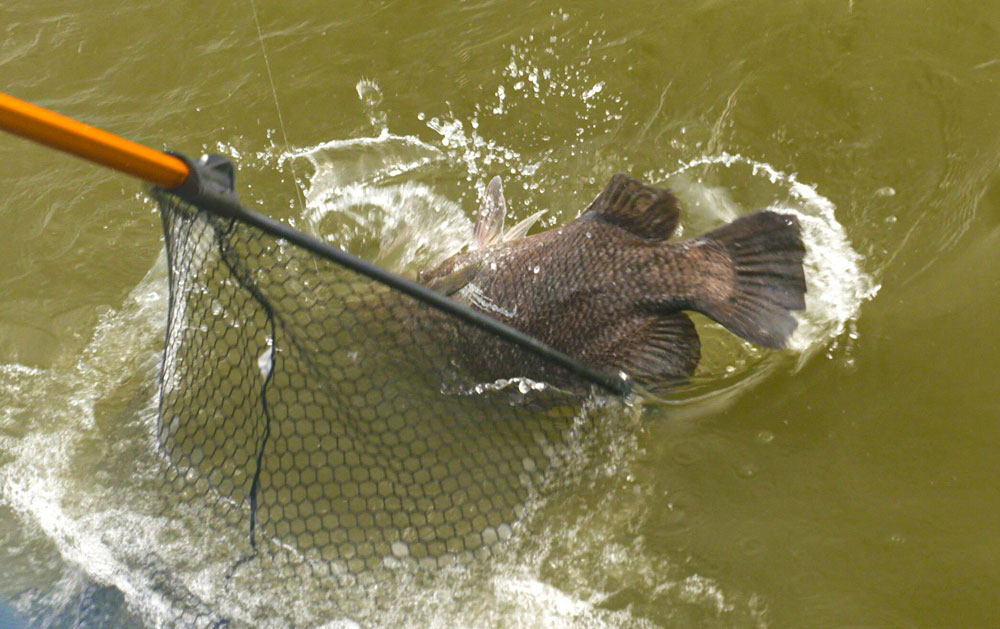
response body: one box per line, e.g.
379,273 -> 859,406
2,1 -> 999,626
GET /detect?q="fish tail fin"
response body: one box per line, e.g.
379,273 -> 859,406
694,211 -> 807,348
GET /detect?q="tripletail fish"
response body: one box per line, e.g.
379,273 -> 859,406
418,174 -> 807,388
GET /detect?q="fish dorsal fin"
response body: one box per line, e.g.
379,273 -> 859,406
503,209 -> 547,242
473,176 -> 507,249
583,173 -> 681,241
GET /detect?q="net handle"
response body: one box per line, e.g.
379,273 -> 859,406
0,91 -> 189,189
0,92 -> 632,396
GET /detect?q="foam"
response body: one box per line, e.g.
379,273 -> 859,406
0,254 -> 183,626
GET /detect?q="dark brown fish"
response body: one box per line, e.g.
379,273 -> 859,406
418,174 -> 807,387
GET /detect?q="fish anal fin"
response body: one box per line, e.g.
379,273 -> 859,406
473,176 -> 507,249
585,311 -> 700,384
583,173 -> 682,241
622,312 -> 701,383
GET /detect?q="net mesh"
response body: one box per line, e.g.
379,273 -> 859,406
150,187 -> 612,622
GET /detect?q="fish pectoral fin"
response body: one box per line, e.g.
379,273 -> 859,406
423,261 -> 480,296
618,312 -> 701,383
582,173 -> 681,241
473,176 -> 507,249
503,209 -> 547,242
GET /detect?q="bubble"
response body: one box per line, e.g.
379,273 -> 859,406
355,78 -> 387,129
257,347 -> 274,378
355,78 -> 383,107
391,541 -> 410,557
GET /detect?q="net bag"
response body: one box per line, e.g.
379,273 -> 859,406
147,155 -> 627,622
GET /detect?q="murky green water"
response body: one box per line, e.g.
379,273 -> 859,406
2,1 -> 999,627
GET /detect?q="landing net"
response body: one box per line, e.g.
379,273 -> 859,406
148,159 -> 625,624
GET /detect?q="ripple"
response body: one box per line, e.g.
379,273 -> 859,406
636,153 -> 880,408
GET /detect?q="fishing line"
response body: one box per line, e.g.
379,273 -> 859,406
248,0 -> 306,213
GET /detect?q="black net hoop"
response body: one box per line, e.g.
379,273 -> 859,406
147,156 -> 627,623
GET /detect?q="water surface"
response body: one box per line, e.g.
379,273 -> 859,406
2,1 -> 999,626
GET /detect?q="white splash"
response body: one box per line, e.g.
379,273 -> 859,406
257,345 -> 274,378
663,153 -> 880,361
287,132 -> 471,271
459,282 -> 519,319
0,253 -> 185,627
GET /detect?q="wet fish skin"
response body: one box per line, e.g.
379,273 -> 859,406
419,174 -> 807,386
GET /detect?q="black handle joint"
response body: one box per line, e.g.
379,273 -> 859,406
163,152 -> 246,220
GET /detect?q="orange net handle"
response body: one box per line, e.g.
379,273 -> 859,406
0,92 -> 189,190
